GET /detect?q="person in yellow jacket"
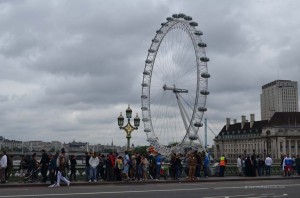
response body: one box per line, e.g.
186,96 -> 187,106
219,155 -> 227,177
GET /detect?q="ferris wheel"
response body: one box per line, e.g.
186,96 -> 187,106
141,13 -> 210,155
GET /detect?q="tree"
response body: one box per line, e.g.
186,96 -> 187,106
133,146 -> 148,156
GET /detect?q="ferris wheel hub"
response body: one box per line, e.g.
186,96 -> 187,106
163,84 -> 188,93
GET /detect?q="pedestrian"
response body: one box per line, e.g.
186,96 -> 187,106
123,151 -> 130,180
106,153 -> 115,181
245,155 -> 252,176
174,153 -> 182,180
237,155 -> 242,176
28,153 -> 39,182
141,155 -> 148,180
148,151 -> 156,180
130,155 -> 137,180
5,155 -> 13,182
40,149 -> 49,183
257,155 -> 265,176
156,153 -> 162,180
97,153 -> 104,181
69,155 -> 77,182
188,153 -> 196,180
295,154 -> 300,176
115,156 -> 123,181
203,153 -> 210,178
48,152 -> 58,187
56,152 -> 70,187
251,155 -> 257,176
84,151 -> 91,181
89,152 -> 99,182
195,151 -> 202,179
283,155 -> 293,177
219,154 -> 227,177
136,153 -> 142,181
60,148 -> 69,175
19,155 -> 29,182
0,150 -> 7,183
265,155 -> 272,176
170,153 -> 176,179
280,154 -> 285,176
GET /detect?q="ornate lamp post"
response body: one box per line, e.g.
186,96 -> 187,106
117,105 -> 140,151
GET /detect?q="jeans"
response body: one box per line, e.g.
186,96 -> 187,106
156,165 -> 161,179
204,165 -> 209,177
89,167 -> 97,181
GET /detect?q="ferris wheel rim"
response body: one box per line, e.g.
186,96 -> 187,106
141,14 -> 210,154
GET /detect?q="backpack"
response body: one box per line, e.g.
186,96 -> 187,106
117,160 -> 123,170
258,159 -> 265,167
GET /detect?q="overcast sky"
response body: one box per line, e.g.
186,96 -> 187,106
1,0 -> 300,147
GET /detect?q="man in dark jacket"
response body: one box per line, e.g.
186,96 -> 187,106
40,149 -> 49,183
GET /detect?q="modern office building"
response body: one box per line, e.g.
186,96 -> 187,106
261,80 -> 299,120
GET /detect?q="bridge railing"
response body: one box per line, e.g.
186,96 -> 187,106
6,163 -> 283,182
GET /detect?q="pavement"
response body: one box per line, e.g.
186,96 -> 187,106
1,175 -> 300,188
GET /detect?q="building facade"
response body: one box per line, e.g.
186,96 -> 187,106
261,80 -> 299,120
214,113 -> 300,162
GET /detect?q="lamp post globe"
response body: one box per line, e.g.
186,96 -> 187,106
126,105 -> 132,119
117,112 -> 124,127
134,113 -> 140,127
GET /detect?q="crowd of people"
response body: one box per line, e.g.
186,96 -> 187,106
0,149 -> 213,185
2,149 -> 300,186
236,154 -> 300,177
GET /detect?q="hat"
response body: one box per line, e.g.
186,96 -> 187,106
131,155 -> 136,159
61,148 -> 65,153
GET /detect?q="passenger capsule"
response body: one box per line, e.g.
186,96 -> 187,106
141,83 -> 148,87
178,13 -> 186,18
142,118 -> 149,122
141,95 -> 148,99
200,57 -> 209,62
198,42 -> 207,48
166,17 -> 173,21
198,107 -> 207,112
201,73 -> 210,78
143,71 -> 150,75
189,22 -> 198,27
144,128 -> 151,133
194,30 -> 203,36
145,59 -> 152,64
141,107 -> 148,111
156,30 -> 163,34
172,14 -> 179,18
184,16 -> 192,21
200,90 -> 210,95
148,49 -> 156,53
152,39 -> 159,43
194,122 -> 203,127
189,135 -> 198,140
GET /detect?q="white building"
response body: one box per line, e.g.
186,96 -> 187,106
261,80 -> 299,120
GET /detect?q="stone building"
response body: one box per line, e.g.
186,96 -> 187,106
214,112 -> 300,162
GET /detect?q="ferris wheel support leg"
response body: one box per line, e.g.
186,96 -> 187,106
175,92 -> 189,134
177,94 -> 205,147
